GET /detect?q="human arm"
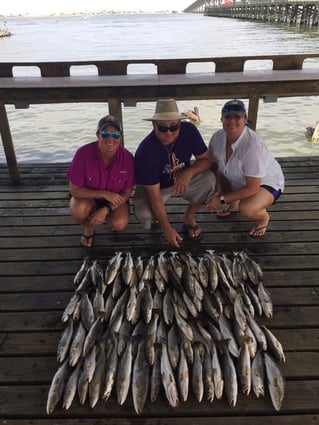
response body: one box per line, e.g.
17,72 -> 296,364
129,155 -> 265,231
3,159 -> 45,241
69,182 -> 131,226
205,175 -> 261,212
88,187 -> 133,226
145,184 -> 183,248
171,151 -> 212,195
69,182 -> 127,209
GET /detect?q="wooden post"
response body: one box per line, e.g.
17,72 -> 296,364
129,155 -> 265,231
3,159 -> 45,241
0,102 -> 21,185
108,99 -> 124,145
247,94 -> 259,131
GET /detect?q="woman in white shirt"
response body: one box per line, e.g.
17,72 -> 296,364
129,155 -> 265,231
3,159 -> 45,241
205,99 -> 284,238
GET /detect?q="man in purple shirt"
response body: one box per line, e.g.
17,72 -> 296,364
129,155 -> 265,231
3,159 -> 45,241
134,98 -> 216,248
67,115 -> 135,247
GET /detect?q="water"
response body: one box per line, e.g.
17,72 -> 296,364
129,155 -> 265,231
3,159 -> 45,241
1,13 -> 319,162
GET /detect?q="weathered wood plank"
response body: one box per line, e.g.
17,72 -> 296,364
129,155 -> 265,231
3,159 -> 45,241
0,381 -> 319,416
2,237 -> 319,255
1,329 -> 318,355
1,206 -> 319,224
0,253 -> 319,274
0,269 -> 317,292
0,417 -> 318,425
0,306 -> 317,332
0,352 -> 316,383
0,191 -> 319,205
1,227 -> 319,248
0,286 -> 317,312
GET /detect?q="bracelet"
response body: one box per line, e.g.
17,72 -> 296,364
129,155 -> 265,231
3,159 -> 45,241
105,203 -> 112,214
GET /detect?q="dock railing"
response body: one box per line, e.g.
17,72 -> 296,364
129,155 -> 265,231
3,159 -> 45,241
0,53 -> 319,184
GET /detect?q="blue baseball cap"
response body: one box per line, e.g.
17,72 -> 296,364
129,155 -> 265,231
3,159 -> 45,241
221,99 -> 247,118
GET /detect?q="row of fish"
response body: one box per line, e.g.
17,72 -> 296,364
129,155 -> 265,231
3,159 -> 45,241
47,250 -> 285,415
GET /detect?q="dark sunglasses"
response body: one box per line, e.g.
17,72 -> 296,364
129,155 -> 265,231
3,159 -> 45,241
100,130 -> 121,139
156,123 -> 180,133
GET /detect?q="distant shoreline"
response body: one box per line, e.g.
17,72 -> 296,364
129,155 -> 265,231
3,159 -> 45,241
3,10 -> 181,18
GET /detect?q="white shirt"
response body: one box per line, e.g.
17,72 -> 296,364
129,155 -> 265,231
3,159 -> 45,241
208,126 -> 284,191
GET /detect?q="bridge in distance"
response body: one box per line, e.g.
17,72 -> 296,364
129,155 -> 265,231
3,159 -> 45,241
183,0 -> 319,13
183,0 -> 319,27
184,0 -> 232,12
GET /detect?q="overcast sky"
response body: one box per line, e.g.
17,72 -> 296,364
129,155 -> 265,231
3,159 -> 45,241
1,0 -> 193,16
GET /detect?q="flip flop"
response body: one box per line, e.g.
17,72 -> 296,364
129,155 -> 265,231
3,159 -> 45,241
80,233 -> 94,247
217,210 -> 233,217
182,223 -> 202,240
249,225 -> 268,238
216,203 -> 239,218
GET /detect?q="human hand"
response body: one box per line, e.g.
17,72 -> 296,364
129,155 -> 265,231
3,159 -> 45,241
204,194 -> 221,212
105,193 -> 125,210
163,226 -> 183,249
171,172 -> 192,195
88,208 -> 109,226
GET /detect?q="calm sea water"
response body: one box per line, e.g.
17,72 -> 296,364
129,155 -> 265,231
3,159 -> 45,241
1,13 -> 319,162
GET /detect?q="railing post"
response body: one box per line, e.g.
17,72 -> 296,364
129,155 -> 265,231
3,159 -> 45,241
0,102 -> 21,185
247,94 -> 259,131
108,99 -> 124,145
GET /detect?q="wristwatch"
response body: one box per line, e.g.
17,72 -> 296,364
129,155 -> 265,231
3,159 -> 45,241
220,195 -> 229,212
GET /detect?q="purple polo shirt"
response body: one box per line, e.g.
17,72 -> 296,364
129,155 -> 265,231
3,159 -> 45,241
135,121 -> 208,188
67,141 -> 135,192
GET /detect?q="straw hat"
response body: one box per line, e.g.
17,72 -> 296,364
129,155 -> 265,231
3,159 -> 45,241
144,98 -> 186,121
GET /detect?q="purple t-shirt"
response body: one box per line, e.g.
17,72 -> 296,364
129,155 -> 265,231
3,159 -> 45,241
67,141 -> 135,192
135,121 -> 208,188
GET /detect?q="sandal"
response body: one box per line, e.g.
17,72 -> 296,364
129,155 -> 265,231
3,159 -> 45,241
80,234 -> 94,247
217,210 -> 233,217
217,202 -> 239,218
182,223 -> 202,240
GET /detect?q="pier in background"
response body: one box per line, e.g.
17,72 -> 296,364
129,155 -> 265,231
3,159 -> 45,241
184,0 -> 319,27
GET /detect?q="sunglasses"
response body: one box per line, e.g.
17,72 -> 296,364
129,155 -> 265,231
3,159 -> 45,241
100,130 -> 121,139
156,123 -> 180,133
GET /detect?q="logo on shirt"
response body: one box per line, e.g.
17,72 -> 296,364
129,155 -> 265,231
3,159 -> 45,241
163,153 -> 185,183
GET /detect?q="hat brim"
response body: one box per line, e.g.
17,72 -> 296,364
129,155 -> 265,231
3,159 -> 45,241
97,118 -> 122,132
222,111 -> 246,118
143,112 -> 186,121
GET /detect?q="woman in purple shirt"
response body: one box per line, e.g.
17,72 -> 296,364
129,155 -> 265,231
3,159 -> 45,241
67,115 -> 135,247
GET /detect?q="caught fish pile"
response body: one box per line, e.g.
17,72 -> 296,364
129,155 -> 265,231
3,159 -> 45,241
47,250 -> 285,415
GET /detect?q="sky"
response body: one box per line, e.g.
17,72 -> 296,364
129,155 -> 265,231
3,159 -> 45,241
1,0 -> 193,16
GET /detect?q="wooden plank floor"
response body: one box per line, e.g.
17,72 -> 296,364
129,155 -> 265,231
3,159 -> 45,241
0,157 -> 319,425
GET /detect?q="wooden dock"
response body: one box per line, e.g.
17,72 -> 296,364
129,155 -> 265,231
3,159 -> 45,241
0,157 -> 318,424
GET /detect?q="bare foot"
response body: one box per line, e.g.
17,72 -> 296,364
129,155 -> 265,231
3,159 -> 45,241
182,222 -> 202,240
249,216 -> 270,238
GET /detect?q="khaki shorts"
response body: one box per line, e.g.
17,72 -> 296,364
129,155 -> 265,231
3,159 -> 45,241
133,169 -> 216,229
